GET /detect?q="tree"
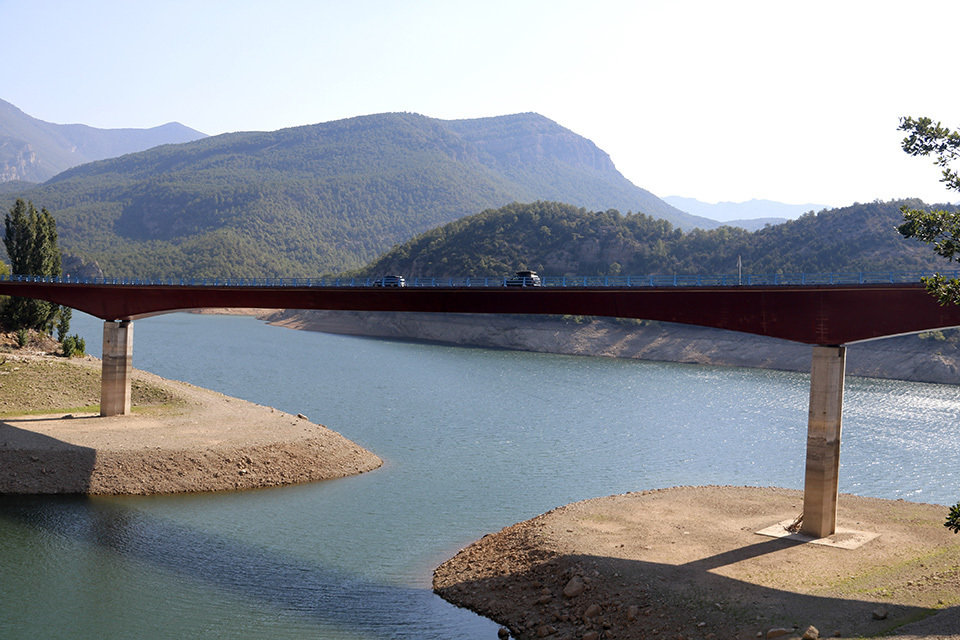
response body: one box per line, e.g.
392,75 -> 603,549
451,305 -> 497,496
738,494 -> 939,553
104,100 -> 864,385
2,199 -> 63,331
896,117 -> 960,534
896,117 -> 960,305
57,306 -> 72,342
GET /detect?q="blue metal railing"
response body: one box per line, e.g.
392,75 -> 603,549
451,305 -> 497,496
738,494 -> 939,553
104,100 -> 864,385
0,271 -> 955,288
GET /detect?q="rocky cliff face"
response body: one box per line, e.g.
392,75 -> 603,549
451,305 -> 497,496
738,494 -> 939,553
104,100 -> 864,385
0,138 -> 43,182
61,254 -> 104,280
454,113 -> 616,173
267,310 -> 960,385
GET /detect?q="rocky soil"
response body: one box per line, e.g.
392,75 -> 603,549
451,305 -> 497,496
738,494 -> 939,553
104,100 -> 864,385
434,486 -> 960,640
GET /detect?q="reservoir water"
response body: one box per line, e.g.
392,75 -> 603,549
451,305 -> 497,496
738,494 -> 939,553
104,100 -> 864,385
1,312 -> 958,638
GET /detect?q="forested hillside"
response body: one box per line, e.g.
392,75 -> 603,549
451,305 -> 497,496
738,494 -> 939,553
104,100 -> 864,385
359,199 -> 954,278
0,98 -> 205,183
2,112 -> 707,277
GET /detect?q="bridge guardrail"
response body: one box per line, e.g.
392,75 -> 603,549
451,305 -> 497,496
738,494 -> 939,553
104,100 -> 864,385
1,271 -> 956,289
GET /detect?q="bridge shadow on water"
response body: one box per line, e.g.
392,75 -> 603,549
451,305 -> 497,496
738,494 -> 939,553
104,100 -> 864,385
2,491 -> 958,639
1,423 -> 955,638
0,494 -> 496,639
0,416 -> 492,636
4,489 -> 957,639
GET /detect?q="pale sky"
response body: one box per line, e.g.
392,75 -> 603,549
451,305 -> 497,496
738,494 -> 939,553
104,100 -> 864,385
2,0 -> 959,208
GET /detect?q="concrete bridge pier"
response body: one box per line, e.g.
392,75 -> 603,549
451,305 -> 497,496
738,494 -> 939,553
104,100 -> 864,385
101,320 -> 133,417
800,345 -> 846,538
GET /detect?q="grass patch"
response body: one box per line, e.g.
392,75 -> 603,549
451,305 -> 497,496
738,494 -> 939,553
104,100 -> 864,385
0,356 -> 184,417
0,404 -> 102,418
825,544 -> 960,593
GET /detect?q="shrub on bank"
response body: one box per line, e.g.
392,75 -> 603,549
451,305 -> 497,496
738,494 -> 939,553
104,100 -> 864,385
61,335 -> 86,358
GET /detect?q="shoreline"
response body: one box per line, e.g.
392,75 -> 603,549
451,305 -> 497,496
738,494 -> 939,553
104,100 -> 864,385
0,356 -> 382,495
434,486 -> 960,640
266,310 -> 960,385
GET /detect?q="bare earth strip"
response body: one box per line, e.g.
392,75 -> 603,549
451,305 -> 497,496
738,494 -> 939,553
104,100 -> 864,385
0,355 -> 382,495
434,486 -> 960,640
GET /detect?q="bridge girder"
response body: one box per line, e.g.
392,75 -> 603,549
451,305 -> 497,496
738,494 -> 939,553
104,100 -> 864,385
0,281 -> 957,345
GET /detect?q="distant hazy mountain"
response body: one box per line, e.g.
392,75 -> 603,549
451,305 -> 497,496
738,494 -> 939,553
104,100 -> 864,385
664,196 -> 826,226
0,98 -> 206,183
4,112 -> 715,277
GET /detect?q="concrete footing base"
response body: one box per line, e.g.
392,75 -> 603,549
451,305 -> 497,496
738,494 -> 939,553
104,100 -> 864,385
756,519 -> 879,550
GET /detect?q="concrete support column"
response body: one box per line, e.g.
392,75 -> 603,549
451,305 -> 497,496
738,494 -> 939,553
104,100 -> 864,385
101,320 -> 133,417
801,345 -> 846,538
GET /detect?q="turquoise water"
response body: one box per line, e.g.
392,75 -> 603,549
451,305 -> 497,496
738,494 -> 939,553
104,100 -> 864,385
1,312 -> 958,638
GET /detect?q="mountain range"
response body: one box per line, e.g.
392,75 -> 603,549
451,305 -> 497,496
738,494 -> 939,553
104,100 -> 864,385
0,98 -> 206,183
1,108 -> 722,277
1,99 -> 944,284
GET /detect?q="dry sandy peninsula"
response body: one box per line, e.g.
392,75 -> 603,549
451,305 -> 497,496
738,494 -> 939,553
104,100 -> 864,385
435,486 -> 960,640
0,355 -> 382,495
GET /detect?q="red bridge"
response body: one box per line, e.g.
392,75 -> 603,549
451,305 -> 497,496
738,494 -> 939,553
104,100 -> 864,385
3,278 -> 959,539
1,279 -> 958,343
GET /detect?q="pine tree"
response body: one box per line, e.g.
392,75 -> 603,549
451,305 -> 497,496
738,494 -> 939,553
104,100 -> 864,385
57,306 -> 72,342
2,199 -> 63,331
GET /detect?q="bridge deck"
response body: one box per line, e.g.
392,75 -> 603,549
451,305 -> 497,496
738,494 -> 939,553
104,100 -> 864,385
1,280 -> 959,345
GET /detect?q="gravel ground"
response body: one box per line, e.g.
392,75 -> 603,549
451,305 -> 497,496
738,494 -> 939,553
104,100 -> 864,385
435,486 -> 960,640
